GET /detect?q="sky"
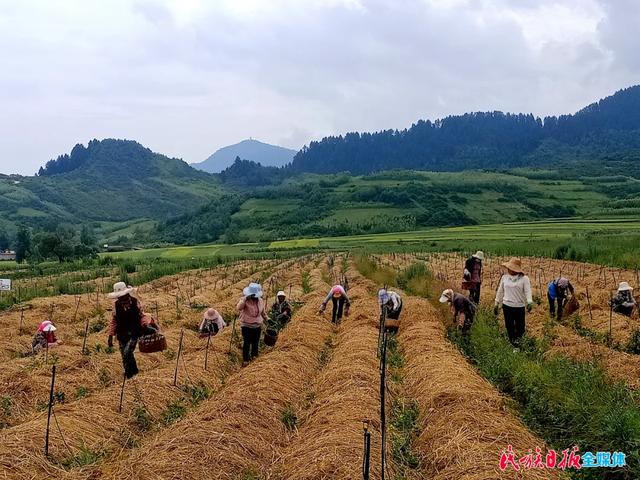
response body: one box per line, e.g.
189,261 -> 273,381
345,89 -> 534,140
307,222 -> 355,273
0,0 -> 638,175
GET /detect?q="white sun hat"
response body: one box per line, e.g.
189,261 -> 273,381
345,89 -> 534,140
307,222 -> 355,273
439,289 -> 454,303
108,281 -> 135,299
618,282 -> 633,292
472,251 -> 485,260
276,290 -> 286,298
378,288 -> 389,304
243,282 -> 263,298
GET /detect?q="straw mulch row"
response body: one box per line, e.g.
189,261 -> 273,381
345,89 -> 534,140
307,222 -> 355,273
399,296 -> 567,480
0,260 -> 312,478
0,260 -> 279,430
270,282 -> 383,480
426,253 -> 640,389
99,289 -> 331,480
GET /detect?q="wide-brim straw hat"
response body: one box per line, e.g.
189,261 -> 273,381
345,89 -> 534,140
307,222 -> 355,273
501,257 -> 524,274
618,282 -> 633,292
472,251 -> 485,260
439,289 -> 453,303
108,281 -> 135,299
243,283 -> 263,298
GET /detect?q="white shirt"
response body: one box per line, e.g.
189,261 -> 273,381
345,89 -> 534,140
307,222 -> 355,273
381,291 -> 402,310
495,274 -> 533,308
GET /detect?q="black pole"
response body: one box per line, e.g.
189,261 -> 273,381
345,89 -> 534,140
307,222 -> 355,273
81,317 -> 90,355
380,329 -> 388,480
19,307 -> 24,335
173,329 -> 184,386
45,340 -> 49,365
378,305 -> 387,359
44,365 -> 56,455
362,421 -> 371,480
118,373 -> 126,413
204,332 -> 212,370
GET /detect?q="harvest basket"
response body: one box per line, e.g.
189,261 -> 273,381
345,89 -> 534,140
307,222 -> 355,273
565,296 -> 580,317
264,329 -> 278,347
461,281 -> 476,290
138,333 -> 167,353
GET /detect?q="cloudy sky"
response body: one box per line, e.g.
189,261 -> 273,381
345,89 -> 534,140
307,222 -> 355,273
0,0 -> 638,175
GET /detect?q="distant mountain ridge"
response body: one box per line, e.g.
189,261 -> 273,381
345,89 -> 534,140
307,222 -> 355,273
291,85 -> 640,174
192,139 -> 297,173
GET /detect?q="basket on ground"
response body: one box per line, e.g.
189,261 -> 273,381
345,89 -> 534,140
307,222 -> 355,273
138,333 -> 168,353
264,329 -> 278,347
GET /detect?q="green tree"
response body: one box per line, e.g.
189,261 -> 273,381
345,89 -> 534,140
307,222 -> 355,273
80,225 -> 96,246
0,230 -> 9,251
15,227 -> 32,263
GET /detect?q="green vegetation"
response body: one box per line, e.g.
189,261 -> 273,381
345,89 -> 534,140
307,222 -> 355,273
450,311 -> 640,480
161,399 -> 187,425
183,382 -> 212,407
390,399 -> 420,470
74,387 -> 89,400
61,443 -> 104,469
132,405 -> 153,432
280,405 -> 298,431
301,270 -> 312,294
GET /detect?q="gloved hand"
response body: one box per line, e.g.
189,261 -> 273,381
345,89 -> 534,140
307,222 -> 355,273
107,335 -> 114,348
527,303 -> 533,313
318,303 -> 326,314
493,305 -> 499,316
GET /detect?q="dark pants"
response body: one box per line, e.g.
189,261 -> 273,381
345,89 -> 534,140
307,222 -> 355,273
458,311 -> 475,334
613,305 -> 634,317
241,326 -> 261,362
331,297 -> 346,323
468,283 -> 481,304
118,337 -> 139,379
387,302 -> 403,320
548,293 -> 567,321
503,305 -> 526,345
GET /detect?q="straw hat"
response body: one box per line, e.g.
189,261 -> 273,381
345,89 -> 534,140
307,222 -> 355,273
108,281 -> 135,299
243,283 -> 263,298
276,291 -> 286,298
439,289 -> 454,303
618,282 -> 633,292
203,308 -> 219,321
501,257 -> 524,274
472,251 -> 485,260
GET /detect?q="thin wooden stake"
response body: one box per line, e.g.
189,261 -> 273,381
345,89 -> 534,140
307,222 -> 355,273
204,333 -> 211,371
118,374 -> 126,413
585,286 -> 593,321
173,329 -> 184,386
609,292 -> 614,346
81,317 -> 90,355
44,365 -> 56,456
19,307 -> 24,335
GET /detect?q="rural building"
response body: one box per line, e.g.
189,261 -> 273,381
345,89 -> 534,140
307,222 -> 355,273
0,250 -> 16,261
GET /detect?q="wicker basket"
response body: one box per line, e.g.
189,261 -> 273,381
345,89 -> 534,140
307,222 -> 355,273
385,319 -> 400,332
264,329 -> 278,347
138,333 -> 167,353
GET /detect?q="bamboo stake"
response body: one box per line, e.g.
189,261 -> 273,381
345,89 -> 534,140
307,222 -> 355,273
118,374 -> 126,413
585,286 -> 593,321
173,329 -> 184,386
44,365 -> 56,456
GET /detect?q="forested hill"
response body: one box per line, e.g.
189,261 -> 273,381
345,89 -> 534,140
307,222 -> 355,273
0,139 -> 220,234
290,85 -> 640,174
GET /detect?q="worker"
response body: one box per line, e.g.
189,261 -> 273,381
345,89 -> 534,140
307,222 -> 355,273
107,282 -> 157,379
237,282 -> 268,366
319,284 -> 350,323
463,251 -> 484,304
270,290 -> 292,329
32,320 -> 62,354
494,258 -> 533,348
547,277 -> 575,321
199,308 -> 226,338
439,289 -> 476,334
378,288 -> 402,321
610,282 -> 637,317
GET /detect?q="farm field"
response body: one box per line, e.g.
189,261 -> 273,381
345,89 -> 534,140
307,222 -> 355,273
0,252 -> 638,479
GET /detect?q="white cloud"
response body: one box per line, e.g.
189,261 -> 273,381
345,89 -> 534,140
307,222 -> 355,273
0,0 -> 637,174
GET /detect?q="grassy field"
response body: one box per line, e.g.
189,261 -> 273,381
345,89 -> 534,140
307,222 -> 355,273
105,217 -> 640,268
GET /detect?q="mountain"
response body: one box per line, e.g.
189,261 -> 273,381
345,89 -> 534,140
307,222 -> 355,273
192,139 -> 297,173
291,85 -> 640,175
0,139 -> 221,235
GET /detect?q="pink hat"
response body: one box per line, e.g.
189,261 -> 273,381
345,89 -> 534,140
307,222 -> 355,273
38,320 -> 56,333
331,286 -> 343,297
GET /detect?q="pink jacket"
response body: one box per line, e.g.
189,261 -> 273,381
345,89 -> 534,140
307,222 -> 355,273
237,297 -> 268,328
